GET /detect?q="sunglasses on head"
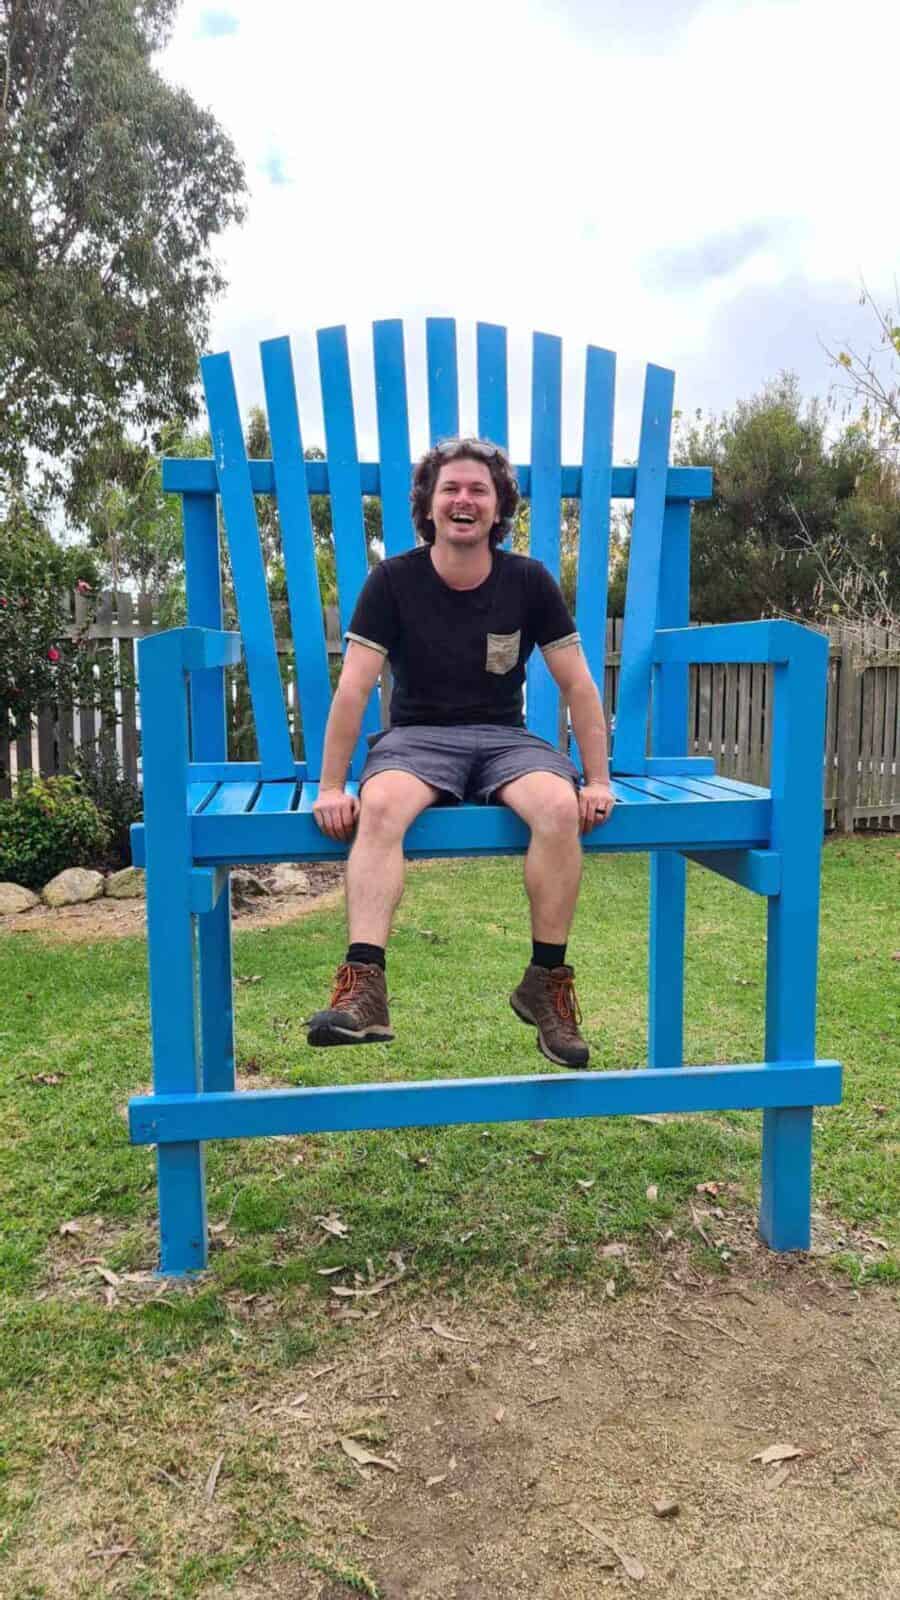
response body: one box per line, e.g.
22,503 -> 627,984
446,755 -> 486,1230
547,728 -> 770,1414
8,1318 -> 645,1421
433,437 -> 501,460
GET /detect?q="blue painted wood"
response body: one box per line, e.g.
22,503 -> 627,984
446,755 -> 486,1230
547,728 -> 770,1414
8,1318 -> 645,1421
759,626 -> 828,1250
476,322 -> 509,449
201,781 -> 259,816
316,324 -> 382,774
189,865 -> 228,913
526,332 -> 563,746
183,494 -> 227,760
648,497 -> 691,1069
199,890 -> 235,1095
252,781 -> 299,814
682,849 -> 782,896
137,630 -> 207,1273
164,457 -> 714,502
645,756 -> 716,777
130,1059 -> 842,1146
260,336 -> 333,776
574,346 -> 615,694
183,789 -> 770,864
613,365 -> 676,773
426,317 -> 459,442
201,354 -> 295,779
655,619 -> 803,666
373,320 -> 415,559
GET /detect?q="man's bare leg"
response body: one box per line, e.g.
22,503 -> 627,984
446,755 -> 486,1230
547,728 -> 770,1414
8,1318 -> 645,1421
345,769 -> 441,945
494,771 -> 582,940
307,769 -> 440,1047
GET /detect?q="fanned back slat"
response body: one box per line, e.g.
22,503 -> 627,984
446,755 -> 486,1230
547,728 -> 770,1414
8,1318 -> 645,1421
316,325 -> 382,774
525,331 -> 563,746
476,322 -> 509,450
426,317 -> 460,442
571,347 -> 616,771
373,320 -> 415,558
612,364 -> 676,772
200,352 -> 295,779
260,336 -> 332,775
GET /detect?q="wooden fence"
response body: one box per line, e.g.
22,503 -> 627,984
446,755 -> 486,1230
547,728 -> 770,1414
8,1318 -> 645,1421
2,597 -> 897,833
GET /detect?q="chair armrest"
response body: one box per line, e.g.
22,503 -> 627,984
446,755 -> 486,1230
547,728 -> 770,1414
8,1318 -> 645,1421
139,626 -> 242,672
654,619 -> 826,666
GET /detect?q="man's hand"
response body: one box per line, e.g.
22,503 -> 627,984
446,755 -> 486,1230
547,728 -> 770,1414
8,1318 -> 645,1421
578,780 -> 615,835
312,786 -> 360,842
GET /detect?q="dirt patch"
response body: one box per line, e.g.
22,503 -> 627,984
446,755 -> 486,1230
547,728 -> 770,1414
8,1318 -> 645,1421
10,1257 -> 900,1599
0,862 -> 346,944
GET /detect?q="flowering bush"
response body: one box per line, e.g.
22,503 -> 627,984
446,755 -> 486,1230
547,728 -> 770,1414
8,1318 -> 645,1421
0,506 -> 98,726
71,748 -> 143,868
0,774 -> 109,890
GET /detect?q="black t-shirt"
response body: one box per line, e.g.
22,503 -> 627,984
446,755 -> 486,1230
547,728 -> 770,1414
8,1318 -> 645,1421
345,545 -> 579,727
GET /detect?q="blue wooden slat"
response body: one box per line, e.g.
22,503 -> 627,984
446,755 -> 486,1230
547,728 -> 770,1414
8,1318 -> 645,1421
476,322 -> 509,449
696,774 -> 770,799
164,457 -> 714,503
683,849 -> 781,896
130,1059 -> 842,1146
649,774 -> 748,800
189,781 -> 218,813
260,336 -> 333,777
200,353 -> 295,779
619,774 -> 706,803
188,792 -> 770,863
201,782 -> 260,816
426,317 -> 459,442
373,320 -> 415,559
316,325 -> 382,774
525,332 -> 563,746
183,493 -> 227,761
252,782 -> 298,814
572,347 -> 615,771
613,364 -> 676,772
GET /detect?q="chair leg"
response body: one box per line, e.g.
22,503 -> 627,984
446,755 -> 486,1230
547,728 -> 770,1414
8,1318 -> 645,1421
198,879 -> 236,1094
147,891 -> 208,1276
648,852 -> 686,1069
759,872 -> 818,1251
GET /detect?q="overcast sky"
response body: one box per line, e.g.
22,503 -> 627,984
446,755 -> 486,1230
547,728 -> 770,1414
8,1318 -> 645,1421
160,0 -> 899,461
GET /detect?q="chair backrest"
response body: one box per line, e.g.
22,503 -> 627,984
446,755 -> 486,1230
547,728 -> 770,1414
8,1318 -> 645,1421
163,319 -> 713,781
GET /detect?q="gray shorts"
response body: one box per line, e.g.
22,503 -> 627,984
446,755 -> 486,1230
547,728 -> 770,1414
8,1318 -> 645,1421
359,723 -> 580,805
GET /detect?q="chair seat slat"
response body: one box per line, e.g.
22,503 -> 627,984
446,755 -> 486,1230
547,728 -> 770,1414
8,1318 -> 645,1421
201,781 -> 260,816
252,782 -> 298,814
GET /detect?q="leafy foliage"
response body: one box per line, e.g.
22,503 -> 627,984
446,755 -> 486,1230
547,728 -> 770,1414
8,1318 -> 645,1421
70,746 -> 142,867
0,497 -> 98,724
0,0 -> 246,508
0,773 -> 108,888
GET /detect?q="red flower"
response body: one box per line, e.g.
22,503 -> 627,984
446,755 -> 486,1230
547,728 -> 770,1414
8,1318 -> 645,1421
0,595 -> 7,607
47,646 -> 61,663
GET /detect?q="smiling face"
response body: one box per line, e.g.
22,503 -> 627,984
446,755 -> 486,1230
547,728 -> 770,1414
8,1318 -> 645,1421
429,458 -> 499,551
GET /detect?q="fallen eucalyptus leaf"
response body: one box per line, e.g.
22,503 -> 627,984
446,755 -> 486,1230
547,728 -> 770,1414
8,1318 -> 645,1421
423,1320 -> 470,1343
204,1451 -> 224,1501
751,1444 -> 805,1466
340,1437 -> 399,1472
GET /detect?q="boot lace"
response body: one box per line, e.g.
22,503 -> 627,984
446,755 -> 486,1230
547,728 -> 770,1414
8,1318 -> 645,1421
330,963 -> 360,1008
549,971 -> 583,1032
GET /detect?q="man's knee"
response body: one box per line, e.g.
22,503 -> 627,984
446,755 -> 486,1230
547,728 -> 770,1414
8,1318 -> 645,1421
525,777 -> 580,837
357,770 -> 436,838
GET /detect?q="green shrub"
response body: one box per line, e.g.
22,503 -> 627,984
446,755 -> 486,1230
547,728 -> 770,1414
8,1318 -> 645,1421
70,749 -> 143,869
0,774 -> 109,890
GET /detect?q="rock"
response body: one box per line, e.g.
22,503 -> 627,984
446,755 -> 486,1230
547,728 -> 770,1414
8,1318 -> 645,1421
105,867 -> 146,899
41,867 -> 105,907
269,864 -> 310,896
230,870 -> 271,905
0,882 -> 40,915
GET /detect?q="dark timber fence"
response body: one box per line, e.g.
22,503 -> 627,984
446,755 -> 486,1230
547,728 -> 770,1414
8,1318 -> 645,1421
2,596 -> 897,833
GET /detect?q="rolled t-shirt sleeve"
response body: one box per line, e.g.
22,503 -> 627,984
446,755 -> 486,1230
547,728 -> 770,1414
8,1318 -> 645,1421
529,561 -> 580,655
345,562 -> 400,659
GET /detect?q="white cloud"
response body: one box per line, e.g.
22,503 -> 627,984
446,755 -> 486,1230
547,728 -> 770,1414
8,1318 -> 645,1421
160,0 -> 899,457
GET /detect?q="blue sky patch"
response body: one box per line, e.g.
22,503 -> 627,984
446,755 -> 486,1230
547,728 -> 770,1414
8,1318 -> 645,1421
198,9 -> 239,38
261,154 -> 288,186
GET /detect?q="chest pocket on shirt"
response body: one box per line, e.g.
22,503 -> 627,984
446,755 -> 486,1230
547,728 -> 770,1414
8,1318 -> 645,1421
485,630 -> 521,675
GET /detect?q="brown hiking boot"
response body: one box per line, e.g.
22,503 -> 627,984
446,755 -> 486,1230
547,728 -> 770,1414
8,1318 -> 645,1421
510,963 -> 590,1069
307,962 -> 394,1047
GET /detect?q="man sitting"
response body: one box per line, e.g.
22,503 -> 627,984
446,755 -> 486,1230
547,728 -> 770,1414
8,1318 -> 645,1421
307,438 -> 615,1068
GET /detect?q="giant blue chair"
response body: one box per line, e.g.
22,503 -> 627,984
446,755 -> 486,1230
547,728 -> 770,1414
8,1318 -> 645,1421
129,319 -> 841,1275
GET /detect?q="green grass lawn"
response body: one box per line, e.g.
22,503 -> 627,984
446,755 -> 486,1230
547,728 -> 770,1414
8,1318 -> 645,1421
0,837 -> 897,1589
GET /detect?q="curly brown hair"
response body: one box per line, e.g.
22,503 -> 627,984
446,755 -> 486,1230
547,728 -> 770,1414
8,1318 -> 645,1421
410,438 -> 519,551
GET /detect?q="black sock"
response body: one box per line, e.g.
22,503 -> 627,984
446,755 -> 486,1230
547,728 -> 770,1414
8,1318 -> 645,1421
531,940 -> 567,970
346,942 -> 386,971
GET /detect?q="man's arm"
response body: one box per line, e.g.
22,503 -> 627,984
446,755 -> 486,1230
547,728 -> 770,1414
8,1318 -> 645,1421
313,642 -> 385,842
544,642 -> 615,831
